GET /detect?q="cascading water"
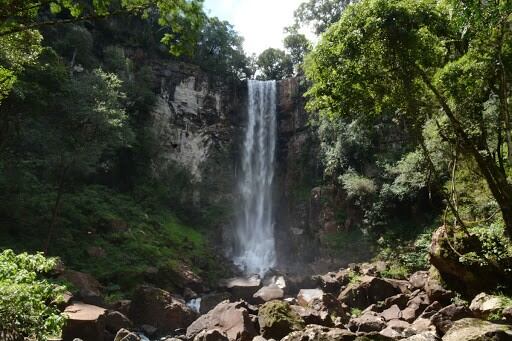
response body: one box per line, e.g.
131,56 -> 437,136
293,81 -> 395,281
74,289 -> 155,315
234,80 -> 277,276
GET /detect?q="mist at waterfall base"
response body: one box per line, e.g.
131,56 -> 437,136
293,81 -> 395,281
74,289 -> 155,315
233,80 -> 277,277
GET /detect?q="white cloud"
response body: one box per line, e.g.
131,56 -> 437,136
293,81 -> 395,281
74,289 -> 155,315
204,0 -> 307,55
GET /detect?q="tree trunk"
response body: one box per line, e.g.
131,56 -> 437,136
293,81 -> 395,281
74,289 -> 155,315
418,67 -> 512,237
44,165 -> 67,254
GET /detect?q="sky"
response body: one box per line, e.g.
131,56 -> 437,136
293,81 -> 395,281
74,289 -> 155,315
203,0 -> 307,55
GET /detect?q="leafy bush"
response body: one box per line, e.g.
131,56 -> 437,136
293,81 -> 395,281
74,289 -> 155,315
0,250 -> 66,341
340,171 -> 376,203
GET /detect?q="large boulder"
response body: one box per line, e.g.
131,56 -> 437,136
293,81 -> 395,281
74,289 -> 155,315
314,272 -> 343,294
409,271 -> 429,290
200,292 -> 233,315
193,329 -> 229,341
105,310 -> 132,334
338,276 -> 402,310
401,291 -> 431,323
298,289 -> 348,323
129,285 -> 196,334
441,318 -> 512,341
253,285 -> 285,304
220,276 -> 261,302
281,324 -> 356,341
430,304 -> 471,335
114,328 -> 141,341
291,305 -> 333,326
186,301 -> 257,341
62,302 -> 106,341
469,292 -> 510,319
59,270 -> 104,306
258,300 -> 304,340
347,311 -> 387,333
402,331 -> 440,341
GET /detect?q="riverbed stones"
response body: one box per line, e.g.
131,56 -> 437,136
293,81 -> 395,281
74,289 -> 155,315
430,304 -> 471,334
62,302 -> 107,341
281,325 -> 356,341
290,305 -> 332,326
129,285 -> 196,334
186,301 -> 257,341
441,318 -> 512,341
348,311 -> 387,333
338,276 -> 402,309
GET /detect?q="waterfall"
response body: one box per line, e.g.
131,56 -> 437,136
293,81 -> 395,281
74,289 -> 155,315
234,80 -> 277,276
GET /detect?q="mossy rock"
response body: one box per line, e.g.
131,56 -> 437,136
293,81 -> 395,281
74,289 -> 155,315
258,300 -> 304,340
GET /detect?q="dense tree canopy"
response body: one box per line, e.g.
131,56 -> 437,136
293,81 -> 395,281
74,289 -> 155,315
0,0 -> 204,104
306,0 -> 512,235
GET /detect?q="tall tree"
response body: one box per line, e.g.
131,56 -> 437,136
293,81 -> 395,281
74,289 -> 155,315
305,0 -> 512,236
256,48 -> 293,80
292,0 -> 353,35
284,30 -> 312,73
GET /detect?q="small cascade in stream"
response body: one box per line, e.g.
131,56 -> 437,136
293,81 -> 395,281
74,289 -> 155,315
234,80 -> 277,276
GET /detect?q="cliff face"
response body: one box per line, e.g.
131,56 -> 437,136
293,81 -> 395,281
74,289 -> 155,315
149,61 -> 246,219
148,64 -> 334,272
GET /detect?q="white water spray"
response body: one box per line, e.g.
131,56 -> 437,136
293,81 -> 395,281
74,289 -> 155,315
234,80 -> 277,276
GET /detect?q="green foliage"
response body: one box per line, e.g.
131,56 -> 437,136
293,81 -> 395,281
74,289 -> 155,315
305,0 -> 512,234
291,0 -> 354,35
283,30 -> 312,72
376,226 -> 434,278
192,17 -> 251,79
0,0 -> 205,102
0,250 -> 66,341
340,171 -> 376,203
256,48 -> 293,80
350,307 -> 362,317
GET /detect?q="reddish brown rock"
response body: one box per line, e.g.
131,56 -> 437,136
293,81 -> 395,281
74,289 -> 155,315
348,311 -> 387,333
105,310 -> 132,334
338,276 -> 402,310
62,302 -> 106,341
291,305 -> 333,326
186,301 -> 257,341
59,270 -> 104,306
381,304 -> 401,321
129,285 -> 196,334
430,304 -> 471,334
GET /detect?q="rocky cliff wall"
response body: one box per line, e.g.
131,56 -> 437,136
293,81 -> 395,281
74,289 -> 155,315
148,64 -> 338,273
149,61 -> 246,228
